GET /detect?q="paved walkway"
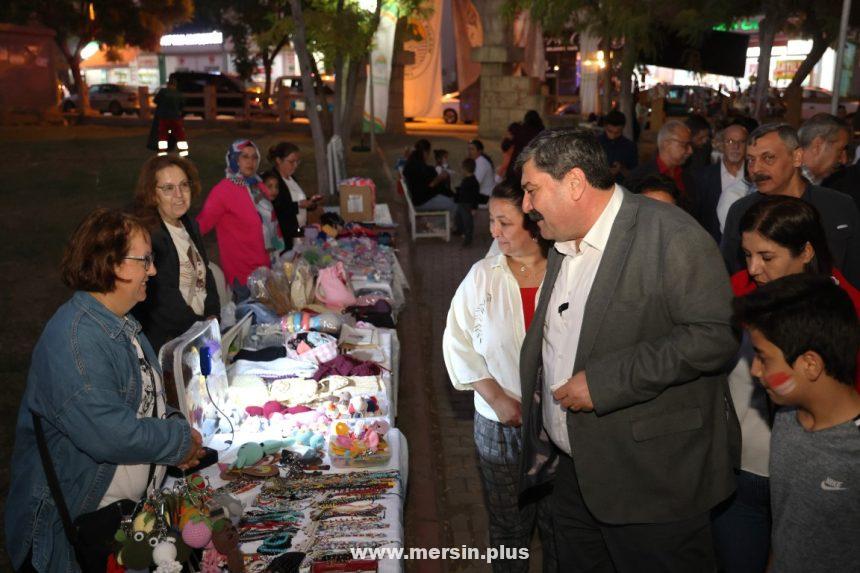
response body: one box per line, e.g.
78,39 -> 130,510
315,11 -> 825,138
377,135 -> 544,573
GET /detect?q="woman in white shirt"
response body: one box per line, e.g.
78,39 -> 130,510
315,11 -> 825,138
443,180 -> 555,572
267,141 -> 323,240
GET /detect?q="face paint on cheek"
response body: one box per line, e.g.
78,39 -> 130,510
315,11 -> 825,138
765,371 -> 796,396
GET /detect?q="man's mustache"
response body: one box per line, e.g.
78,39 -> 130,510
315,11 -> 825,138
751,173 -> 771,183
527,210 -> 544,222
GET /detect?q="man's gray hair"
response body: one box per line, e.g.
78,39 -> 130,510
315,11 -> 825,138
749,123 -> 800,151
798,113 -> 850,148
657,120 -> 689,147
515,128 -> 614,189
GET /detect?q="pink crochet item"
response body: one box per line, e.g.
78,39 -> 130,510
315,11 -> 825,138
315,262 -> 357,310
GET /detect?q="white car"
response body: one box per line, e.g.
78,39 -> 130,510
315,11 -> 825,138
801,87 -> 859,119
441,92 -> 460,124
62,83 -> 140,115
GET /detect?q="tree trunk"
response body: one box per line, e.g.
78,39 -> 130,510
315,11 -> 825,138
619,41 -> 636,141
263,53 -> 274,110
386,16 -> 408,135
341,56 -> 364,142
784,31 -> 829,126
601,44 -> 612,114
289,0 -> 330,196
753,17 -> 778,121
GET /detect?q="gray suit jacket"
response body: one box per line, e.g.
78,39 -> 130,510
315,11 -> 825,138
519,190 -> 741,524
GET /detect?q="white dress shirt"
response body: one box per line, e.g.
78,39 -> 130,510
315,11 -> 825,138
717,160 -> 751,233
542,185 -> 623,454
474,155 -> 495,198
443,254 -> 540,422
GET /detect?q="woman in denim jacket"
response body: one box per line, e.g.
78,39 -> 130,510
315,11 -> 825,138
5,209 -> 204,573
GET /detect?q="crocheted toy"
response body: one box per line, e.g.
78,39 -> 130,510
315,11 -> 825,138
232,442 -> 264,468
212,518 -> 244,572
153,539 -> 183,573
181,515 -> 213,549
115,529 -> 157,569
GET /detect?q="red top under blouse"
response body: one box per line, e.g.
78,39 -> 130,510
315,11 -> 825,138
520,287 -> 539,331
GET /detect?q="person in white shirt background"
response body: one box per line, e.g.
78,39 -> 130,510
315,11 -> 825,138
444,180 -> 556,572
469,139 -> 496,206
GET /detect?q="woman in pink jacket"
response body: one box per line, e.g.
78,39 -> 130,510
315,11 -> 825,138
197,139 -> 280,287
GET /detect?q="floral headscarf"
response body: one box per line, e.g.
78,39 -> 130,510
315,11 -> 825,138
225,139 -> 262,187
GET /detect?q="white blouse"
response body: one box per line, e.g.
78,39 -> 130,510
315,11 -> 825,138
443,254 -> 540,422
282,174 -> 308,227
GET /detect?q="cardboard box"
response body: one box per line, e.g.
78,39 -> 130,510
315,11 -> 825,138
339,184 -> 375,222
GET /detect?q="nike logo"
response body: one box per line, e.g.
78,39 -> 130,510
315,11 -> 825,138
821,477 -> 847,491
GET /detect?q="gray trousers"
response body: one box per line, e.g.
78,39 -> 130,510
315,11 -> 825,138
474,412 -> 557,573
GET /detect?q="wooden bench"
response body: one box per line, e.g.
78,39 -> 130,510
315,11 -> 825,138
398,169 -> 451,242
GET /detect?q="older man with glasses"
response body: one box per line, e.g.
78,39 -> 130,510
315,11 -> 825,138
628,119 -> 696,213
690,122 -> 752,243
721,123 -> 860,286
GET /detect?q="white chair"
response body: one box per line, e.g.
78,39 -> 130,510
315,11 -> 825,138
398,169 -> 451,242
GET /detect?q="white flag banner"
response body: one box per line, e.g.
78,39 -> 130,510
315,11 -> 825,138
403,0 -> 444,119
451,0 -> 482,92
364,2 -> 399,132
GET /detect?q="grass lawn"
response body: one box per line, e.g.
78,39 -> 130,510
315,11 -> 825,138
0,122 -> 392,564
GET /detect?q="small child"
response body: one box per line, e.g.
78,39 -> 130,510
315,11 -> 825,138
257,174 -> 285,257
456,157 -> 480,247
434,149 -> 454,197
733,274 -> 860,573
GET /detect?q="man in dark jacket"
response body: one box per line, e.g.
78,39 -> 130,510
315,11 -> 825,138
598,110 -> 638,184
628,120 -> 696,213
721,123 -> 860,286
690,122 -> 750,243
154,79 -> 188,156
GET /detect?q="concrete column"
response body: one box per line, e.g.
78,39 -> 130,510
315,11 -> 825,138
472,0 -> 544,138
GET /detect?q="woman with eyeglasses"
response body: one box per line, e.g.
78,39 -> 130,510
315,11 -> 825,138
197,139 -> 278,289
5,208 -> 204,573
265,141 -> 322,242
132,155 -> 220,353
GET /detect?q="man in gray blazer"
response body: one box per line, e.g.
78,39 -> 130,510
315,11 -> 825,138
516,129 -> 740,571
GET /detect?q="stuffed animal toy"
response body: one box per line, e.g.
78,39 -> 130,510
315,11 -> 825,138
233,442 -> 264,468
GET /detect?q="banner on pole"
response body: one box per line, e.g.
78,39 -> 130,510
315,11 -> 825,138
364,2 -> 399,133
403,0 -> 444,119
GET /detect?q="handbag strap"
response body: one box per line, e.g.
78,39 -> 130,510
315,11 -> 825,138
31,348 -> 160,548
32,412 -> 79,547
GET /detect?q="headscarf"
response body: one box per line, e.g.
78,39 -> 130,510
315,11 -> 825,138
225,139 -> 263,187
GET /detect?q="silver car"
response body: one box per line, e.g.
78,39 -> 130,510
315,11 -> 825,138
62,83 -> 140,115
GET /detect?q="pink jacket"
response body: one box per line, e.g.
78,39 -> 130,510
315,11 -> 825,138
197,178 -> 270,286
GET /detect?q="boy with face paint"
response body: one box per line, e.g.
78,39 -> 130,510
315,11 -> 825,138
733,274 -> 860,572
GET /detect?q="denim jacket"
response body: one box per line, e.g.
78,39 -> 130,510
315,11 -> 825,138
5,292 -> 192,572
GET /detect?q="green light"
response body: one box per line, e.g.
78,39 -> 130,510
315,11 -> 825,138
713,19 -> 759,32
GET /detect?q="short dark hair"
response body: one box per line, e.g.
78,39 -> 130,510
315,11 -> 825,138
461,157 -> 476,174
733,274 -> 859,386
633,174 -> 680,203
739,196 -> 832,275
515,128 -> 614,189
749,123 -> 799,150
685,113 -> 710,136
61,208 -> 149,293
469,139 -> 484,153
434,149 -> 448,162
604,110 -> 626,127
267,141 -> 300,164
490,179 -> 552,258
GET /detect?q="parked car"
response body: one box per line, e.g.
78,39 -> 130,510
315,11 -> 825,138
440,80 -> 479,123
168,71 -> 261,115
799,87 -> 859,119
659,85 -> 723,117
62,83 -> 139,115
273,75 -> 334,119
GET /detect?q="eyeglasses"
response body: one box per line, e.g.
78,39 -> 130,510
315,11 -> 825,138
668,138 -> 692,149
725,138 -> 748,147
124,253 -> 154,271
156,181 -> 191,196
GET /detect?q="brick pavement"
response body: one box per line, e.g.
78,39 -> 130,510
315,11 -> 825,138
376,136 -> 545,573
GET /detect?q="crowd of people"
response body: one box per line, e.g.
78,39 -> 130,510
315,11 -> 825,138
5,138 -> 316,572
444,112 -> 859,572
